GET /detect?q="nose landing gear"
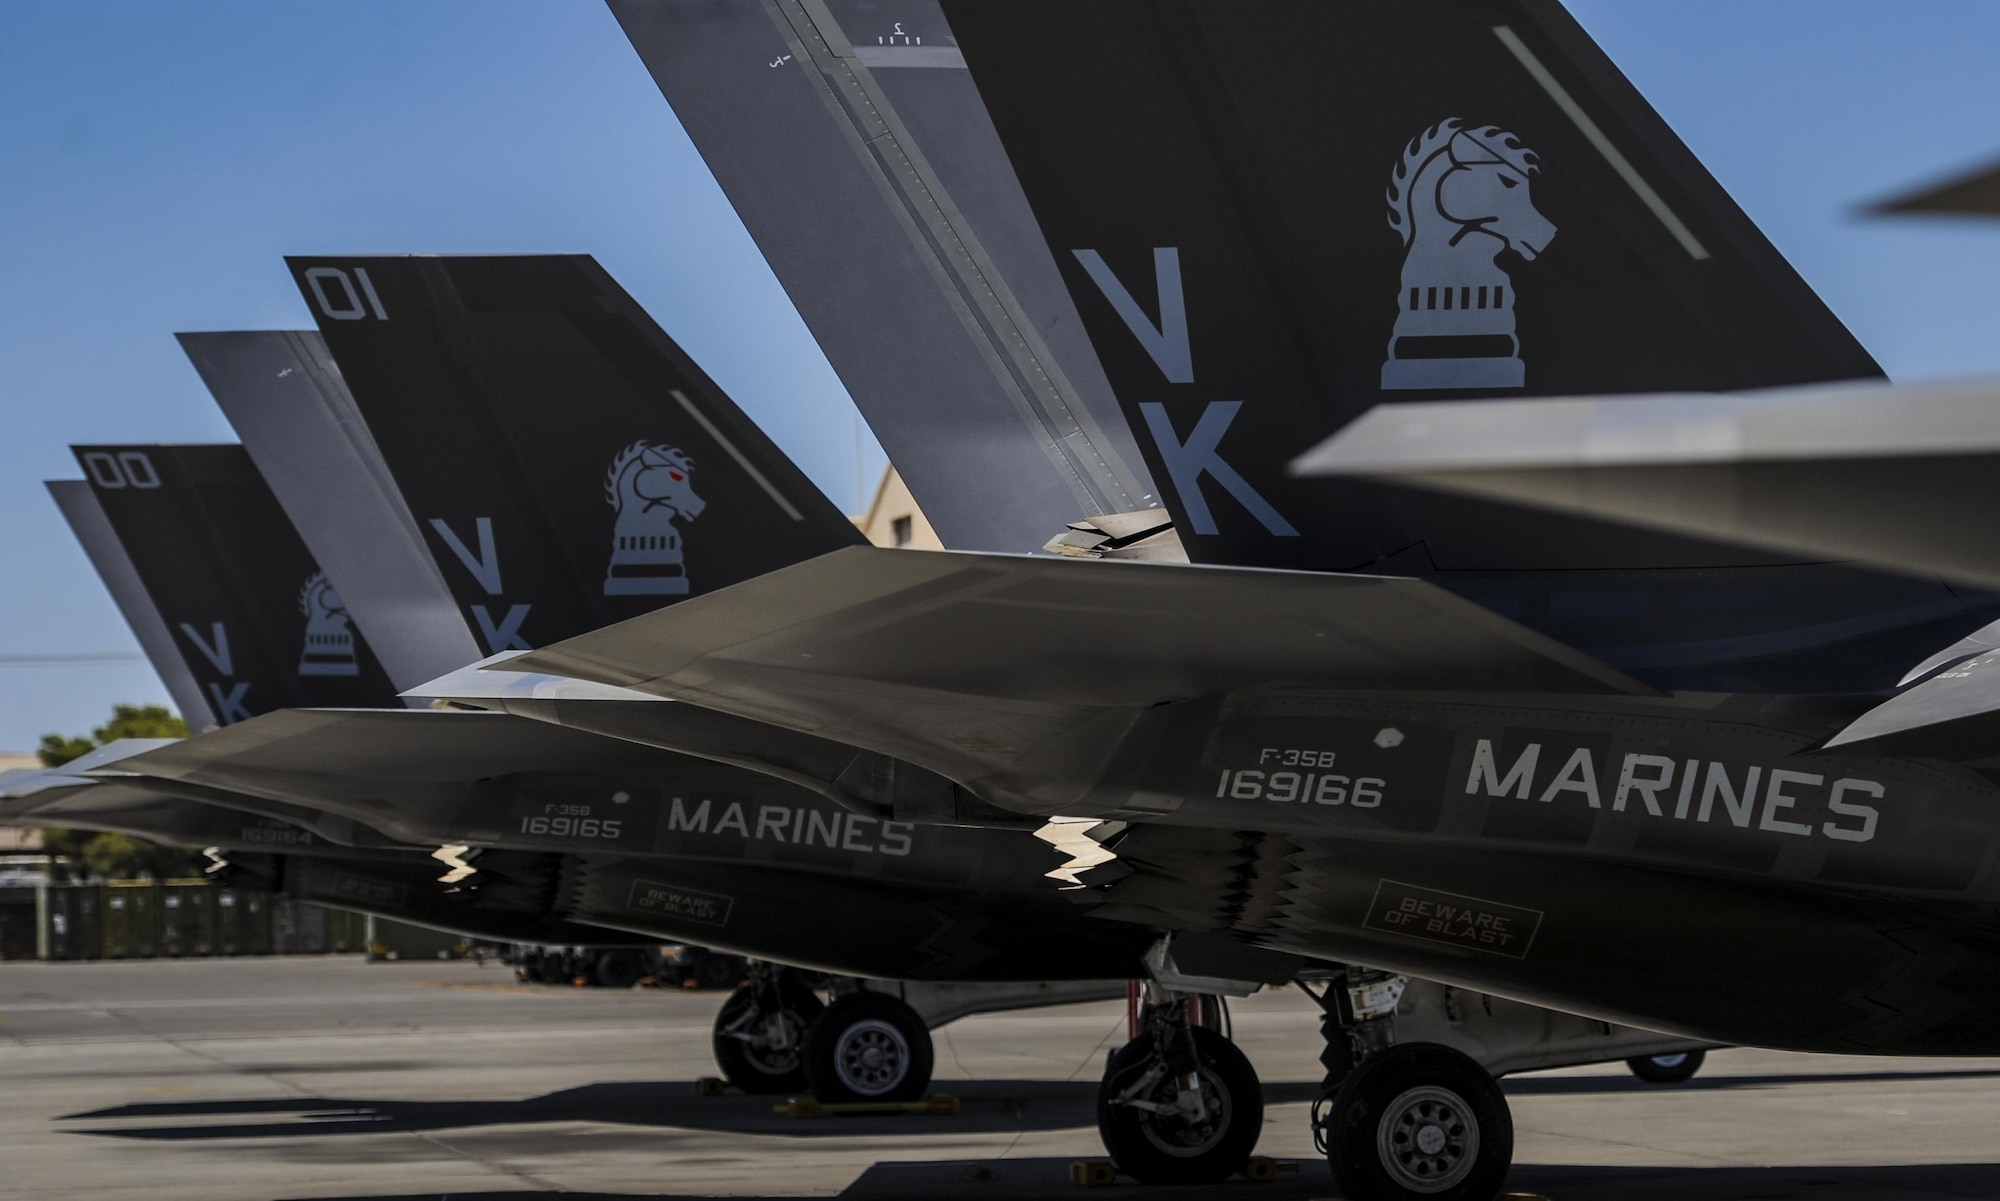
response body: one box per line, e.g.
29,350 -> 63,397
710,967 -> 824,1094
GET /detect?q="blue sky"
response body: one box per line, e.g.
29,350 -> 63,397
0,1 -> 1996,749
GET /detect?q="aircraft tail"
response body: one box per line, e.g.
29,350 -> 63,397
941,0 -> 1881,573
61,445 -> 401,726
49,480 -> 217,729
178,329 -> 483,694
606,0 -> 1160,552
285,254 -> 864,654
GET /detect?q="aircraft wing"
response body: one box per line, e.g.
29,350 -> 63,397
115,707 -> 689,797
510,546 -> 1651,811
106,705 -> 855,848
1873,158 -> 2000,218
1294,377 -> 2000,591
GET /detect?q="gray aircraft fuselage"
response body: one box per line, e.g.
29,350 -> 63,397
1032,686 -> 2000,1055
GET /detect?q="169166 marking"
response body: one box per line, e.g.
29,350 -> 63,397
1215,765 -> 1385,807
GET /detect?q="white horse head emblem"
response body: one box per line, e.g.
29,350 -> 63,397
297,571 -> 358,677
1382,119 -> 1556,390
604,441 -> 706,596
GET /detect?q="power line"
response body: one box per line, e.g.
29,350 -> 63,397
0,653 -> 148,667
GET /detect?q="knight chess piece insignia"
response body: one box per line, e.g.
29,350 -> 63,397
604,440 -> 706,596
1382,119 -> 1556,390
297,571 -> 359,676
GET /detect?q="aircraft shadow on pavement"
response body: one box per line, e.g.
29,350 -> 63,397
282,1157 -> 1345,1201
1503,1065 -> 2000,1095
1510,1162 -> 2000,1200
273,1158 -> 2000,1201
61,1078 -> 1312,1143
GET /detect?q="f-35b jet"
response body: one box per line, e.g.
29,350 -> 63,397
496,2 -> 2000,1197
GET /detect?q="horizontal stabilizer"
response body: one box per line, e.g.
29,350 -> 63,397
512,547 -> 1649,809
1295,377 -> 2000,590
1827,622 -> 2000,760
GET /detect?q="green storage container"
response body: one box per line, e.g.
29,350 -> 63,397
101,882 -> 161,959
37,883 -> 103,960
215,887 -> 272,956
159,882 -> 217,957
272,898 -> 326,955
242,891 -> 273,955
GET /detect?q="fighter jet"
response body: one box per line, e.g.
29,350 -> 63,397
496,2 -> 2000,1197
19,453 -> 628,948
56,254 -> 1700,1166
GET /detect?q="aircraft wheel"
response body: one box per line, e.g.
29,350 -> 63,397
1324,1042 -> 1512,1201
803,991 -> 933,1104
711,981 -> 822,1094
1627,1049 -> 1705,1084
1097,1025 -> 1262,1185
593,949 -> 644,990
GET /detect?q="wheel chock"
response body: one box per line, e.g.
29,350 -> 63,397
1069,1160 -> 1118,1187
693,1076 -> 726,1097
773,1094 -> 961,1118
1242,1157 -> 1299,1183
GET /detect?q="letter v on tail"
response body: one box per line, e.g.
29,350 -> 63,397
1072,247 -> 1294,538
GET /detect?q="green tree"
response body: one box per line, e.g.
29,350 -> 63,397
36,734 -> 94,768
38,704 -> 188,767
34,703 -> 198,881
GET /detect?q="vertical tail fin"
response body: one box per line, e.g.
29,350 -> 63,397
66,445 -> 401,725
606,0 -> 1161,550
942,0 -> 1881,572
286,254 -> 863,653
47,480 -> 217,730
177,330 -> 483,693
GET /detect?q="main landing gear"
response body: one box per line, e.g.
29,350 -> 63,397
1096,986 -> 1263,1184
1627,1049 -> 1705,1084
708,966 -> 935,1102
1310,970 -> 1513,1201
804,989 -> 935,1104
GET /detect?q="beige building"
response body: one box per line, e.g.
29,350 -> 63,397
852,464 -> 942,550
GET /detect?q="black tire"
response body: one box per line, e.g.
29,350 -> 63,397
1325,1043 -> 1512,1201
692,952 -> 747,991
1627,1049 -> 1705,1084
803,991 -> 934,1104
711,982 -> 824,1094
1097,1025 -> 1263,1185
593,949 -> 644,990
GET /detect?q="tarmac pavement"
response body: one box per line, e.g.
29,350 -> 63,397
2,956 -> 1998,1200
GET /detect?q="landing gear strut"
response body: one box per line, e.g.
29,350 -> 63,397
1310,970 -> 1514,1201
1096,985 -> 1263,1184
710,966 -> 824,1094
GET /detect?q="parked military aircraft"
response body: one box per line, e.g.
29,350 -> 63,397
495,2 -> 2000,1197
